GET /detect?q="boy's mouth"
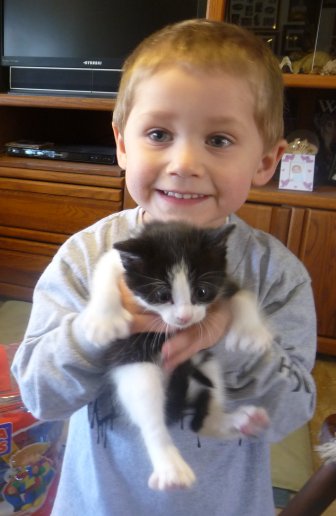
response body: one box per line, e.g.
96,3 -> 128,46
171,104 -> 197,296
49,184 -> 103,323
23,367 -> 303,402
161,190 -> 206,200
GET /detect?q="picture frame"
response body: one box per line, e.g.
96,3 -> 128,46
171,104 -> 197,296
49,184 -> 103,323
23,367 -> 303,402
279,153 -> 315,192
227,0 -> 279,29
282,24 -> 305,54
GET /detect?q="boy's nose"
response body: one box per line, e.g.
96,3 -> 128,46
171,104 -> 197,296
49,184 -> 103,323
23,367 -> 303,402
167,143 -> 203,177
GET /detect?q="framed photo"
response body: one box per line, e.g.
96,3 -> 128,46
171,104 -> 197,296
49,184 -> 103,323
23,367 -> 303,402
282,24 -> 305,54
227,0 -> 279,29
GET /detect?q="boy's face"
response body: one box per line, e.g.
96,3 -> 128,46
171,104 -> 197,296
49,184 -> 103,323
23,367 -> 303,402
114,67 -> 285,227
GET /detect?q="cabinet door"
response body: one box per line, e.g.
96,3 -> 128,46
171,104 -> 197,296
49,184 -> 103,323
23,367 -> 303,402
236,203 -> 305,255
0,177 -> 123,236
299,209 -> 336,340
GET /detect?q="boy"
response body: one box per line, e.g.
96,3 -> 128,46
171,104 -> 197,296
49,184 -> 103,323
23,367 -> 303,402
12,20 -> 316,515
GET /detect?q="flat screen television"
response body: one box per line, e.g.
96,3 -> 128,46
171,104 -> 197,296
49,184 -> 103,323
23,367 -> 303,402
1,0 -> 207,96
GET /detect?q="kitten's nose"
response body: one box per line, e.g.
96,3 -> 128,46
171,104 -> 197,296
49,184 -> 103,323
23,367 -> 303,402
175,314 -> 192,326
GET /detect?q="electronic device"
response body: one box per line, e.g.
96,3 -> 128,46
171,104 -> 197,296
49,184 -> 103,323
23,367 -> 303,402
5,142 -> 117,166
1,0 -> 206,96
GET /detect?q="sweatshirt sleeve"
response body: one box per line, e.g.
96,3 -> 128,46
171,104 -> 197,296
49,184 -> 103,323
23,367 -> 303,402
220,222 -> 317,443
11,231 -> 115,421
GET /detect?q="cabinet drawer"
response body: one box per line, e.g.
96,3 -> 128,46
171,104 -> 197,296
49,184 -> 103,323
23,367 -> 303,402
0,183 -> 122,235
0,237 -> 58,301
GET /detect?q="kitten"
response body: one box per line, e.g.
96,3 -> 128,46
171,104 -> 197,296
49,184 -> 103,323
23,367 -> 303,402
83,221 -> 272,491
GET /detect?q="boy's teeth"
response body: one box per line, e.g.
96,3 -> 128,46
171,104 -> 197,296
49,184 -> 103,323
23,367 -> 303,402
164,191 -> 204,199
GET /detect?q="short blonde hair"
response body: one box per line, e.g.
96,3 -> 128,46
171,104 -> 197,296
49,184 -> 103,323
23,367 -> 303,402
113,19 -> 284,150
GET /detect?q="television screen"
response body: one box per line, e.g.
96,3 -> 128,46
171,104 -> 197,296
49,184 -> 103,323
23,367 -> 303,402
2,0 -> 206,68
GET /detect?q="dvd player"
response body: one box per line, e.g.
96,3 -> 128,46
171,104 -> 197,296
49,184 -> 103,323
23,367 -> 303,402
5,142 -> 117,166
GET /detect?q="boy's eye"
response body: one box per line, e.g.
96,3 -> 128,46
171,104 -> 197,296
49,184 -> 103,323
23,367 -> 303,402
147,129 -> 171,143
206,135 -> 231,148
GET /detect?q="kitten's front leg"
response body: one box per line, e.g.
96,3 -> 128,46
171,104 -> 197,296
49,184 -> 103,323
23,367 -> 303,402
225,290 -> 272,354
83,249 -> 132,347
112,363 -> 196,491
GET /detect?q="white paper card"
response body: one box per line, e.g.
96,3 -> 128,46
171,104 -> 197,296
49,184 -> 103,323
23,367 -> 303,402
279,153 -> 315,191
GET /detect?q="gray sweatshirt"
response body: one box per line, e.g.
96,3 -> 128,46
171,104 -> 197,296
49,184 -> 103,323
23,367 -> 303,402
12,207 -> 316,516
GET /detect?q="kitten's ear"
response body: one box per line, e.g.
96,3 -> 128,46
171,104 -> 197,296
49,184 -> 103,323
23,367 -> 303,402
221,224 -> 235,240
113,239 -> 145,270
208,224 -> 235,248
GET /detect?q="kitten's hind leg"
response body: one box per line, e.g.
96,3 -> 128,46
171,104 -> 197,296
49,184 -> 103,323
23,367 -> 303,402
190,355 -> 269,439
111,363 -> 196,491
200,401 -> 270,439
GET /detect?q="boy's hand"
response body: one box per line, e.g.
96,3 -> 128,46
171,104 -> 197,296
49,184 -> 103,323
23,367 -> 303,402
162,300 -> 232,371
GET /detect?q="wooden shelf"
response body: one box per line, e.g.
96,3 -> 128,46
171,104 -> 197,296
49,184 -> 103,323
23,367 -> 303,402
249,182 -> 336,211
283,74 -> 336,90
0,74 -> 333,114
0,155 -> 123,177
0,93 -> 116,111
0,74 -> 333,113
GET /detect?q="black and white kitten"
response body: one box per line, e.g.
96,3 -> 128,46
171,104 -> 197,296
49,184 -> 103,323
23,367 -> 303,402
83,221 -> 272,491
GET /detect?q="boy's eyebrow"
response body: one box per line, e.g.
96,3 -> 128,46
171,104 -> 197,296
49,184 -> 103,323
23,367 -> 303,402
139,111 -> 242,127
138,111 -> 177,121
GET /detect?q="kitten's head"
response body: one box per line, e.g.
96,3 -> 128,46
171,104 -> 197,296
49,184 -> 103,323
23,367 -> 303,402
114,221 -> 237,329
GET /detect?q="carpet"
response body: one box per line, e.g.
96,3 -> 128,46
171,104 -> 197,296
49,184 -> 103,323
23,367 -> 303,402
0,300 -> 314,507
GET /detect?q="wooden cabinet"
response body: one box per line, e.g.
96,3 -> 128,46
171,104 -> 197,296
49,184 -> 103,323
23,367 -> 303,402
0,153 -> 124,300
300,209 -> 336,349
237,185 -> 336,355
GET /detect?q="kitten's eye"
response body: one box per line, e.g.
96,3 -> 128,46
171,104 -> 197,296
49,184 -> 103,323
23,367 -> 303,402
155,287 -> 172,303
196,286 -> 211,301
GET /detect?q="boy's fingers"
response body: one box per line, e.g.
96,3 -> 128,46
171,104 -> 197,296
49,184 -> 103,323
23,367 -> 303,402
162,327 -> 202,371
119,277 -> 168,334
162,301 -> 232,370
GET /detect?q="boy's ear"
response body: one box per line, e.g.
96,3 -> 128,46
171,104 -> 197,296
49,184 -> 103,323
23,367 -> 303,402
252,139 -> 287,186
112,123 -> 127,170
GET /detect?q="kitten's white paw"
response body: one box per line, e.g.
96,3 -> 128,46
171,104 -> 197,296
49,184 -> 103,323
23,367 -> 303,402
83,307 -> 132,347
225,321 -> 272,354
148,447 -> 196,491
231,406 -> 270,437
